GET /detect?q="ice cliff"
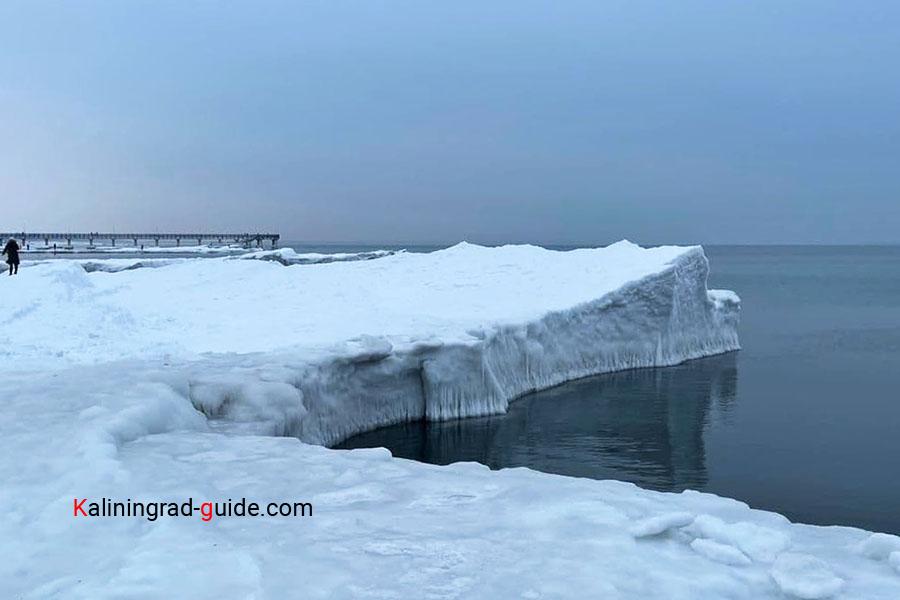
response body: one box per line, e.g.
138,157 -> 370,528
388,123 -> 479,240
3,241 -> 739,446
249,241 -> 740,445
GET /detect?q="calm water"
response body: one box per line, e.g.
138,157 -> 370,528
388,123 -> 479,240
339,246 -> 900,534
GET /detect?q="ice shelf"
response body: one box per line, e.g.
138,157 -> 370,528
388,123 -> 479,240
4,241 -> 739,445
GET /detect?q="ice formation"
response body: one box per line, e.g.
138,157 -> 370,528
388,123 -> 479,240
4,241 -> 739,445
2,242 -> 899,598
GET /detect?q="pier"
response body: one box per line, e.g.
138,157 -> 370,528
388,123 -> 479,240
1,232 -> 280,249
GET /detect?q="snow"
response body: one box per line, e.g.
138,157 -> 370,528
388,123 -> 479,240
686,514 -> 790,562
770,553 -> 845,599
630,511 -> 695,538
890,552 -> 900,574
690,538 -> 753,566
1,242 -> 898,598
856,533 -> 900,560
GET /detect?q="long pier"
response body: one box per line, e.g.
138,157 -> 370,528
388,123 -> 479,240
1,232 -> 280,249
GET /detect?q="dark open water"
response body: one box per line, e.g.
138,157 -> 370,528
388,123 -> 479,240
339,246 -> 900,534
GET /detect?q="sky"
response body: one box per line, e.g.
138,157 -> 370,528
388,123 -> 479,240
1,1 -> 898,245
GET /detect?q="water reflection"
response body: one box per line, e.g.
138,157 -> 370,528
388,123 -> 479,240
338,353 -> 739,492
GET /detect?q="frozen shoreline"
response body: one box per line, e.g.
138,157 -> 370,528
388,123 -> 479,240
4,241 -> 740,445
3,243 -> 899,598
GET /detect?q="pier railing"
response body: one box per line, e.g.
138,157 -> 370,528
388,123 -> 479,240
1,232 -> 280,249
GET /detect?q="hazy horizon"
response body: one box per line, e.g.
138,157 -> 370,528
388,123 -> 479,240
2,2 -> 899,245
4,232 -> 899,248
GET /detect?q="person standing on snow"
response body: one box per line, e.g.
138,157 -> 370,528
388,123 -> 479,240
3,238 -> 20,276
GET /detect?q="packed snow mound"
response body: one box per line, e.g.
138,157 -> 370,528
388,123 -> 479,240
2,242 -> 740,444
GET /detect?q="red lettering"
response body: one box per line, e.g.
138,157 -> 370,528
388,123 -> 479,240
200,501 -> 212,522
73,498 -> 87,517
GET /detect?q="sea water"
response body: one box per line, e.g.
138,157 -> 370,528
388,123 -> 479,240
340,246 -> 900,534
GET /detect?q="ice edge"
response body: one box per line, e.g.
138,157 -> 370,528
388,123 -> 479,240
188,245 -> 741,446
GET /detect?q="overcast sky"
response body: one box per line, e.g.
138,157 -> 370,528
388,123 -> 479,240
1,1 -> 898,245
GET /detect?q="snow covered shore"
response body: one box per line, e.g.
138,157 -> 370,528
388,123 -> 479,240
2,243 -> 899,598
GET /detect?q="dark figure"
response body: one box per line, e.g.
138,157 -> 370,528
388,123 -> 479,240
3,238 -> 20,276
